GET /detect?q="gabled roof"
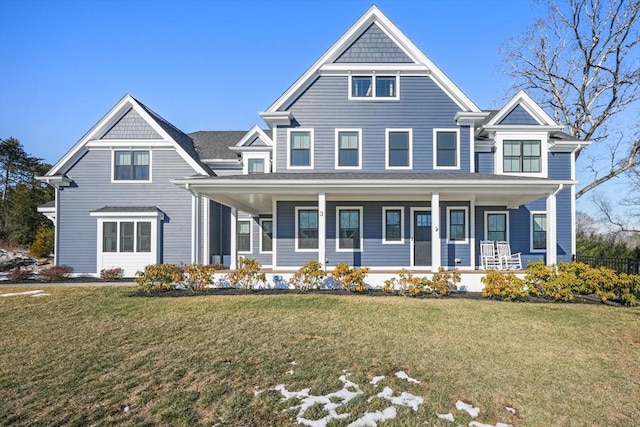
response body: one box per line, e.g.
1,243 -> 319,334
261,5 -> 480,117
189,131 -> 245,160
232,125 -> 273,151
46,94 -> 212,177
484,90 -> 561,128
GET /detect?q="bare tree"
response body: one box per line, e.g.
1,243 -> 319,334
501,0 -> 640,199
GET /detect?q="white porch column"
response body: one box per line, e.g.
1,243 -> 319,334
546,191 -> 557,266
230,207 -> 237,270
431,192 -> 441,272
202,196 -> 210,265
470,195 -> 476,269
191,192 -> 201,264
318,192 -> 326,269
272,198 -> 278,269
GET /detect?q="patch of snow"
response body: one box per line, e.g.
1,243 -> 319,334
456,400 -> 480,418
347,406 -> 397,427
275,375 -> 364,427
496,423 -> 514,427
376,387 -> 424,411
1,290 -> 44,297
437,413 -> 455,422
253,387 -> 263,396
395,371 -> 420,384
290,361 -> 298,365
31,293 -> 49,297
123,405 -> 130,412
505,407 -> 516,415
469,422 -> 493,427
370,376 -> 385,386
286,370 -> 295,375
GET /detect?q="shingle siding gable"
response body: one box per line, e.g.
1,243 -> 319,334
101,108 -> 161,139
334,23 -> 413,63
498,104 -> 539,125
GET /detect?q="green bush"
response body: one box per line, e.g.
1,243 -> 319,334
525,261 -> 574,302
331,262 -> 369,293
289,260 -> 326,291
39,265 -> 74,282
135,264 -> 184,293
227,258 -> 266,290
29,225 -> 54,258
184,264 -> 217,291
481,270 -> 527,301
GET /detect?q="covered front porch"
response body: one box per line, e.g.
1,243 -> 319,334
173,173 -> 573,272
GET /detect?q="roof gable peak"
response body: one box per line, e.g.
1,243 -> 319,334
487,90 -> 559,127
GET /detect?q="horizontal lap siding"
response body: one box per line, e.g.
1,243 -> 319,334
326,201 -> 416,268
556,189 -> 572,262
58,149 -> 194,274
276,201 -> 318,267
278,75 -> 467,173
475,151 -> 494,173
548,152 -> 571,179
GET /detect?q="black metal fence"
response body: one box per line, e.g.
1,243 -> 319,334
573,254 -> 640,275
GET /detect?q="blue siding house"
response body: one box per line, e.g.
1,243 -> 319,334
39,6 -> 587,285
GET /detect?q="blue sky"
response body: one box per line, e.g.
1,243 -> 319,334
2,0 -> 609,214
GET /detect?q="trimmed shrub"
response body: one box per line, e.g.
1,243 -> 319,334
29,225 -> 54,258
39,265 -> 74,282
100,267 -> 124,281
383,269 -> 428,296
525,261 -> 574,302
8,268 -> 32,281
184,264 -> 217,291
481,270 -> 527,301
135,264 -> 184,293
227,258 -> 266,290
289,260 -> 326,291
332,262 -> 369,293
428,267 -> 461,296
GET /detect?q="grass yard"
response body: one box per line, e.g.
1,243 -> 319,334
1,287 -> 639,426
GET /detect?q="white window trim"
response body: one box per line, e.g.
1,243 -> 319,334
243,152 -> 271,174
111,149 -> 152,183
484,211 -> 510,242
295,206 -> 319,252
335,128 -> 362,170
336,206 -> 363,252
433,128 -> 461,170
385,128 -> 413,170
382,206 -> 404,244
446,206 -> 469,244
494,132 -> 548,177
530,211 -> 547,253
287,128 -> 314,170
259,218 -> 273,254
348,74 -> 400,101
237,219 -> 252,254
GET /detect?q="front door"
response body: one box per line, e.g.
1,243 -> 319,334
413,210 -> 432,266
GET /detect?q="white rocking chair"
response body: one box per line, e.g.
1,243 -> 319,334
496,241 -> 522,270
480,240 -> 501,270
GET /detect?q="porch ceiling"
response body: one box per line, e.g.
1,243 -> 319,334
173,173 -> 573,215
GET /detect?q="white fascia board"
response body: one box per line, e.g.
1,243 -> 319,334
455,111 -> 491,126
548,140 -> 591,152
265,5 -> 480,114
230,146 -> 273,153
259,111 -> 293,126
234,125 -> 273,148
487,90 -> 558,126
482,125 -> 565,133
89,210 -> 165,220
36,175 -> 73,188
47,93 -> 135,176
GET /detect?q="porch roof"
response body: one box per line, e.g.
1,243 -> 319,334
172,172 -> 573,215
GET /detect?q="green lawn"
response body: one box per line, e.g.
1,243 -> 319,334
1,286 -> 639,426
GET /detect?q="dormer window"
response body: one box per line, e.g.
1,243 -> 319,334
248,159 -> 265,174
114,150 -> 150,181
503,140 -> 541,173
350,75 -> 398,100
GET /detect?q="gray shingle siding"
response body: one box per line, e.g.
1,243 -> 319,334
278,75 -> 467,173
57,149 -> 196,274
334,23 -> 413,63
498,105 -> 539,125
101,108 -> 161,139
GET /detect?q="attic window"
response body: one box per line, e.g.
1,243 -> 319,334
114,150 -> 150,181
350,75 -> 398,99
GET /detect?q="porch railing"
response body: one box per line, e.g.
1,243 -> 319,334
573,254 -> 640,275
